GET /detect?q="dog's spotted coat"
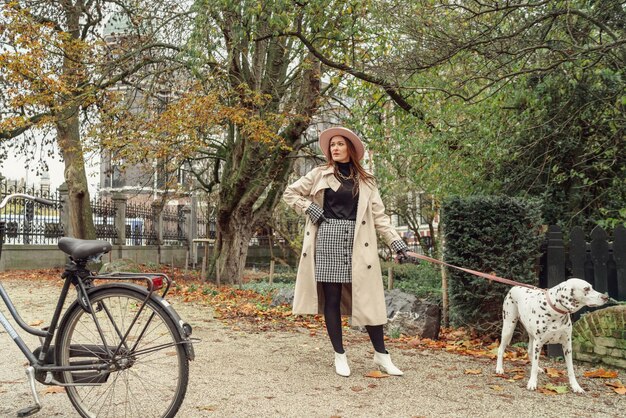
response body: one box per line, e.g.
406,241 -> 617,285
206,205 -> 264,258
495,278 -> 608,392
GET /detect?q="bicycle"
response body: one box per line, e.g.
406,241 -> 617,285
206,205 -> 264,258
0,193 -> 196,417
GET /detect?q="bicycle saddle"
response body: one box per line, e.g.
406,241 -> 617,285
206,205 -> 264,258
58,237 -> 112,260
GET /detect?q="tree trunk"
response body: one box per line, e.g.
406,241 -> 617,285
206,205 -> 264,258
53,2 -> 95,240
213,213 -> 255,286
56,106 -> 96,239
209,46 -> 320,284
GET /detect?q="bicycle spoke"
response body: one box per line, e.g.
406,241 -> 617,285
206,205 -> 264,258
56,287 -> 188,418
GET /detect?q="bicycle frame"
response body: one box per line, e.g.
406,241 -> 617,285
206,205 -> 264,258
0,273 -> 74,370
0,261 -> 185,382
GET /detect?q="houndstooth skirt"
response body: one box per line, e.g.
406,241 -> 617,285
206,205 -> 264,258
315,219 -> 355,283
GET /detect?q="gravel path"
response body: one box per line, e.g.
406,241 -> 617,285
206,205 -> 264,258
0,277 -> 624,417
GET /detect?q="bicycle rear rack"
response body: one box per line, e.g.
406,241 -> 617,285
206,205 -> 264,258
90,272 -> 172,298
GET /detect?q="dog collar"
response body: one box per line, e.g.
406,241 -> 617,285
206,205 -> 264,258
544,290 -> 569,315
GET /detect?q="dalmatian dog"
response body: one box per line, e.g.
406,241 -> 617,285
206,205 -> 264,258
495,278 -> 609,393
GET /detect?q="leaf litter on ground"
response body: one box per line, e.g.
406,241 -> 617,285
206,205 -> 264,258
2,268 -> 624,397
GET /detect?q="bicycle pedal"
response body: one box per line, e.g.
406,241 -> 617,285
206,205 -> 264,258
16,405 -> 41,417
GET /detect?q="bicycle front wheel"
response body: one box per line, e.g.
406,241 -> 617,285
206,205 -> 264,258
56,286 -> 189,418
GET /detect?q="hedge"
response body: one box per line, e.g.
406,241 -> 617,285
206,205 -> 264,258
442,195 -> 543,335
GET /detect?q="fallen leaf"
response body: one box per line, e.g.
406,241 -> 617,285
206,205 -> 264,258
614,387 -> 626,395
464,369 -> 482,375
545,367 -> 562,378
350,386 -> 365,392
543,383 -> 568,394
512,374 -> 525,381
605,380 -> 624,389
197,405 -> 217,411
28,319 -> 44,327
364,370 -> 389,379
537,388 -> 557,395
367,384 -> 378,389
489,385 -> 503,391
43,386 -> 65,394
584,368 -> 618,378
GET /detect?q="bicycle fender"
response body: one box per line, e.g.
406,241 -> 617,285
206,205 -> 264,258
85,283 -> 196,361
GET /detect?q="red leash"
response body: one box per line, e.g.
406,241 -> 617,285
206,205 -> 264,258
405,251 -> 538,290
404,251 -> 569,314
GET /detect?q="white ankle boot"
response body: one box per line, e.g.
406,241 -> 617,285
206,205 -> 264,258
373,351 -> 404,376
334,352 -> 351,377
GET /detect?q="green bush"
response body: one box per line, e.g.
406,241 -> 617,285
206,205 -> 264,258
266,272 -> 297,283
381,261 -> 442,303
442,195 -> 543,335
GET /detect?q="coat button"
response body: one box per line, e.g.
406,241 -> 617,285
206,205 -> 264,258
364,243 -> 369,247
303,253 -> 307,257
306,231 -> 310,235
367,265 -> 372,269
362,221 -> 366,225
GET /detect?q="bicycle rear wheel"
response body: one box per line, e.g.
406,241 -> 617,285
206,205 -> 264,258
56,286 -> 189,418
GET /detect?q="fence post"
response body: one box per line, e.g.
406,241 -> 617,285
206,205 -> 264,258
190,195 -> 198,240
183,204 -> 193,246
182,204 -> 192,271
590,226 -> 609,294
112,193 -> 127,247
545,225 -> 565,357
614,225 -> 626,301
152,201 -> 163,265
546,225 -> 565,287
569,227 -> 586,280
58,183 -> 72,238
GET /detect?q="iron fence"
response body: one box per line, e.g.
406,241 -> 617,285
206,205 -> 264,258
125,202 -> 158,246
196,206 -> 217,240
1,178 -> 299,250
92,196 -> 117,243
162,204 -> 186,245
0,180 -> 63,245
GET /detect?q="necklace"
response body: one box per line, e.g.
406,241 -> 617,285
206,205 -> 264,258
336,170 -> 356,181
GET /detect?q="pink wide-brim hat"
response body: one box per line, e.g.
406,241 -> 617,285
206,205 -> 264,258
318,127 -> 365,162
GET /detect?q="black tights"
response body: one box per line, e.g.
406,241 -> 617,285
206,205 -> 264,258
322,282 -> 386,354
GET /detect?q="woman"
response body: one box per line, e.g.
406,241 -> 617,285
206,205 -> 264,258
283,126 -> 409,377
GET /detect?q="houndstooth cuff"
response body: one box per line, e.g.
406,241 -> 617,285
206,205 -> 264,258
305,203 -> 325,224
390,239 -> 409,253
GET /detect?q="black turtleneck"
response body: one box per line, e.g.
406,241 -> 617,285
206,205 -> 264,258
323,162 -> 358,220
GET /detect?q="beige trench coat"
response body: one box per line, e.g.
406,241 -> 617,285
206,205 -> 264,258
283,165 -> 403,326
